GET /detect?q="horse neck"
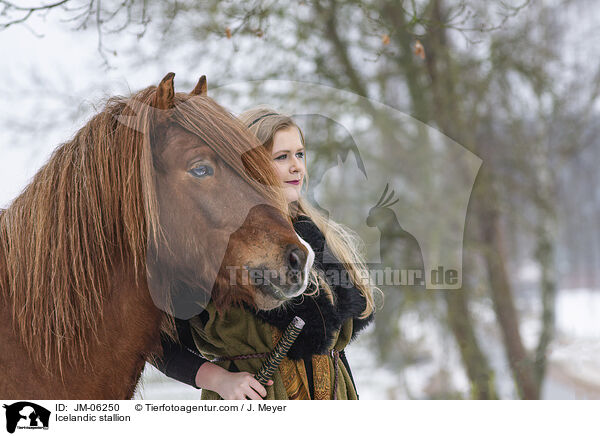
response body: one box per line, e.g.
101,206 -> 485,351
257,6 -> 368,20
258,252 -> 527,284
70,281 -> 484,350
0,234 -> 163,399
79,266 -> 164,399
31,266 -> 164,399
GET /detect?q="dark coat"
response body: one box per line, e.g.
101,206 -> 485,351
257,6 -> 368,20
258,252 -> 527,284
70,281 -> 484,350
252,214 -> 373,360
154,214 -> 374,393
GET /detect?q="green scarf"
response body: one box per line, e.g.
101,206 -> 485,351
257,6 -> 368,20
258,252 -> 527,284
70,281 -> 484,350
188,303 -> 358,400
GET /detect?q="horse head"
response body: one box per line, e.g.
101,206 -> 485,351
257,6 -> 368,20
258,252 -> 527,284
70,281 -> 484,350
144,73 -> 314,316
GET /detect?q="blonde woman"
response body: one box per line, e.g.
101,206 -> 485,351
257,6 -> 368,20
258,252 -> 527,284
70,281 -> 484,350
155,108 -> 375,400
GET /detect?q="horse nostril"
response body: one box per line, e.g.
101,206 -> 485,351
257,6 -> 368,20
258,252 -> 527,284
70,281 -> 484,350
287,247 -> 305,273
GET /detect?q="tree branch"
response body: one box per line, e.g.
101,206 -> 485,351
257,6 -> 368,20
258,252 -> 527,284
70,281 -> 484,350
0,0 -> 69,29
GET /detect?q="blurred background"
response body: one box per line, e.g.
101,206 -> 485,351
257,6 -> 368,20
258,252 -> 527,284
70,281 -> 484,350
1,0 -> 599,399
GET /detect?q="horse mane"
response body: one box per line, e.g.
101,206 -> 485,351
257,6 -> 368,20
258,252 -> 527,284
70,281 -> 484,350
0,83 -> 287,375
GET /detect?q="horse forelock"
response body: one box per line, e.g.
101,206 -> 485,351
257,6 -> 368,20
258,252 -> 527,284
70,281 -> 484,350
169,94 -> 289,215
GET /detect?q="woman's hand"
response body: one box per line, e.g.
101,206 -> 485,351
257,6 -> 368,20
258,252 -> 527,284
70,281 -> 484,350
194,362 -> 273,400
213,371 -> 274,400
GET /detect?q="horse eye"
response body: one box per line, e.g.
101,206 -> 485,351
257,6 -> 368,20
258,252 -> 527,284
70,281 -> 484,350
189,165 -> 214,178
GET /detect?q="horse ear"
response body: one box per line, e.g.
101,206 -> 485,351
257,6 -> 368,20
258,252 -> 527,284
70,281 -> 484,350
154,72 -> 175,111
190,75 -> 207,96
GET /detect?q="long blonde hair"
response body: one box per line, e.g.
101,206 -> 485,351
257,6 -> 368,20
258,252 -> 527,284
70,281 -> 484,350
239,107 -> 376,318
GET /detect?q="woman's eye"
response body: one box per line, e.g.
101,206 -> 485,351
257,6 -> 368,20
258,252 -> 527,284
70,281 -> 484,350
189,165 -> 214,178
274,154 -> 286,161
296,152 -> 304,158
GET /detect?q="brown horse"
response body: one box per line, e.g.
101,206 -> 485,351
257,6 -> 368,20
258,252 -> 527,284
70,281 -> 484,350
0,73 -> 313,399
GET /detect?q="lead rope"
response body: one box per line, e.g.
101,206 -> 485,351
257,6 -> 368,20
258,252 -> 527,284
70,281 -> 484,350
211,352 -> 269,362
332,349 -> 339,400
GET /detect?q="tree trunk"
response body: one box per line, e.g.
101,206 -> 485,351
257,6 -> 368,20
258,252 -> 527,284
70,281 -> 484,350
445,290 -> 498,399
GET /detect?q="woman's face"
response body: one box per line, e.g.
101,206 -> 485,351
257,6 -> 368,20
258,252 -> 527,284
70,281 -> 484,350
271,126 -> 305,203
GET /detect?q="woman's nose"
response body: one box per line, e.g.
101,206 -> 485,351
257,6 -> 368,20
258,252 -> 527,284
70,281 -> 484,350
290,158 -> 302,173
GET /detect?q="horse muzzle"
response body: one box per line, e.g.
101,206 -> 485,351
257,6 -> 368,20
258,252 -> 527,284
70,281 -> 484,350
252,240 -> 315,304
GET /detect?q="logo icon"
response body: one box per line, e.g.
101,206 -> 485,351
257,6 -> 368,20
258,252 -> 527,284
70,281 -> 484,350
3,402 -> 50,434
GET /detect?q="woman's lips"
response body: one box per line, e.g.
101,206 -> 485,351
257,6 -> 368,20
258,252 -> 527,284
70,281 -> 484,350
285,180 -> 300,185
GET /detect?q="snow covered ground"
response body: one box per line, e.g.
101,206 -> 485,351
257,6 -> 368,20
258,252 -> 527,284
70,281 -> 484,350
543,289 -> 600,399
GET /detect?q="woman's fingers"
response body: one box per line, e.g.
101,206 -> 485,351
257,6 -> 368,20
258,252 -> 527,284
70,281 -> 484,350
221,373 -> 274,400
249,378 -> 268,398
245,387 -> 263,400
